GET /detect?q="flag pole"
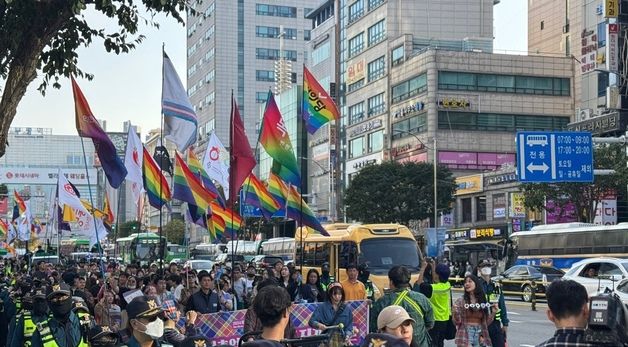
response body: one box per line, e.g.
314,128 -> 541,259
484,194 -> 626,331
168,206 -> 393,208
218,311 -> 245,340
79,138 -> 105,273
113,184 -> 122,261
159,43 -> 166,273
229,91 -> 236,291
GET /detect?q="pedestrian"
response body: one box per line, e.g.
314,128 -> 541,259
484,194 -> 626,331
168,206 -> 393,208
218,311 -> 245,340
242,285 -> 293,346
453,275 -> 497,347
124,296 -> 165,347
273,261 -> 283,281
415,261 -> 453,347
376,305 -> 415,347
277,266 -> 298,301
320,262 -> 332,290
299,269 -> 325,303
478,261 -> 508,347
370,265 -> 435,347
87,326 -> 118,347
185,272 -> 220,314
340,264 -> 367,301
232,267 -> 248,309
217,276 -> 234,311
535,280 -> 597,347
243,279 -> 295,342
94,289 -> 121,331
308,283 -> 353,342
7,288 -> 48,347
30,284 -> 87,347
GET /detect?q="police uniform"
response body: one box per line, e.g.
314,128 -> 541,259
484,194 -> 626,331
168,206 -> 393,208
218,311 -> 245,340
481,278 -> 509,347
117,296 -> 171,347
7,289 -> 49,347
30,285 -> 87,347
370,288 -> 435,347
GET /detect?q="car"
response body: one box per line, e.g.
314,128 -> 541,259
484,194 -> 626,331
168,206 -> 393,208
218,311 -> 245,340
184,260 -> 214,272
254,255 -> 284,271
214,253 -> 246,267
562,257 -> 628,296
492,264 -> 564,302
609,278 -> 628,306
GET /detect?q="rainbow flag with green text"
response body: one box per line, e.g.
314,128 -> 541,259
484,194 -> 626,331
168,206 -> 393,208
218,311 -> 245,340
286,185 -> 329,236
142,146 -> 171,209
242,173 -> 280,220
259,91 -> 301,187
302,66 -> 340,134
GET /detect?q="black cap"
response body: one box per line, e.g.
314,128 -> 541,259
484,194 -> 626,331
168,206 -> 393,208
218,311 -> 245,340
181,337 -> 211,347
361,334 -> 410,347
126,295 -> 162,320
46,283 -> 71,299
33,288 -> 46,299
89,325 -> 118,340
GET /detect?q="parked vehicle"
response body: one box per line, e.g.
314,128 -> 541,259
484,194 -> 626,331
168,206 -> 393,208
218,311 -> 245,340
184,260 -> 214,272
492,264 -> 564,302
254,255 -> 284,271
610,279 -> 628,305
214,253 -> 245,267
562,257 -> 628,296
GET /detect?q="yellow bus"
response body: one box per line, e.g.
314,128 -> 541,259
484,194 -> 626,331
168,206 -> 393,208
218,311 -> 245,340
295,223 -> 422,299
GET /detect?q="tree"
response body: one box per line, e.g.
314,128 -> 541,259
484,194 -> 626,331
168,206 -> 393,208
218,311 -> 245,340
0,183 -> 7,198
522,144 -> 628,222
163,219 -> 185,245
0,0 -> 190,158
118,220 -> 140,238
345,161 -> 457,226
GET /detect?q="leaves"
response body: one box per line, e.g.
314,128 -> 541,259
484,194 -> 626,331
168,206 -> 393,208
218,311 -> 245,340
345,161 -> 457,226
163,218 -> 185,245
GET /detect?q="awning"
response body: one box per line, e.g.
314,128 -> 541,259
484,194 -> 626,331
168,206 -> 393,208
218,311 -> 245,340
445,239 -> 504,247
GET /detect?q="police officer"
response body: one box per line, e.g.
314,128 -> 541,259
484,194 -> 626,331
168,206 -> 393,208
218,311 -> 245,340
478,260 -> 508,347
30,283 -> 86,347
121,296 -> 167,347
8,288 -> 49,347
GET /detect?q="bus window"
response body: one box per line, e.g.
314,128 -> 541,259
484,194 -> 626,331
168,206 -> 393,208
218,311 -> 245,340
316,243 -> 330,266
359,238 -> 421,275
339,242 -> 358,268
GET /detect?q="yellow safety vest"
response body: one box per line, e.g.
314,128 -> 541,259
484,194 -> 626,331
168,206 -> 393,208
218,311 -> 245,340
393,290 -> 424,318
486,286 -> 502,322
15,298 -> 21,312
36,319 -> 89,347
430,282 -> 451,321
23,313 -> 37,347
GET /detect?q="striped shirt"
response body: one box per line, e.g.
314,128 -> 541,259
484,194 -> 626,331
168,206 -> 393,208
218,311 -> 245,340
535,328 -> 598,347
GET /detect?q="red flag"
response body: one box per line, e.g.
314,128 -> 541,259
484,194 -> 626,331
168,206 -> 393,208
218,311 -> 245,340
229,95 -> 256,203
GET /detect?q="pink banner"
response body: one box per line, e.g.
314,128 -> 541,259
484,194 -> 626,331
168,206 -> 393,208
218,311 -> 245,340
545,200 -> 578,224
438,151 -> 515,169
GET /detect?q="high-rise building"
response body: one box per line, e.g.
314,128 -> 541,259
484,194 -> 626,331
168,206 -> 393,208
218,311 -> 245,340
187,1 -> 316,151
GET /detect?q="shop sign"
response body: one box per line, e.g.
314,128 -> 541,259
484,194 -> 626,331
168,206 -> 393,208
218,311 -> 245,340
454,174 -> 483,195
347,59 -> 365,84
567,112 -> 622,135
392,100 -> 425,119
449,229 -> 468,240
352,159 -> 377,169
391,142 -> 424,157
437,97 -> 470,109
607,24 -> 619,72
493,194 -> 507,219
486,172 -> 517,186
349,118 -> 382,137
470,228 -> 501,239
605,0 -> 618,18
510,193 -> 526,218
580,28 -> 598,74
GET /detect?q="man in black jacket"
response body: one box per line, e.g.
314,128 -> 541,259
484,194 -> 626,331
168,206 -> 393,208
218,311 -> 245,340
185,272 -> 219,314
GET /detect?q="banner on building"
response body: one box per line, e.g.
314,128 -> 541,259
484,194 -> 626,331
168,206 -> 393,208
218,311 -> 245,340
492,193 -> 507,219
509,193 -> 526,218
607,23 -> 619,73
594,193 -> 617,225
192,301 -> 369,346
605,0 -> 618,18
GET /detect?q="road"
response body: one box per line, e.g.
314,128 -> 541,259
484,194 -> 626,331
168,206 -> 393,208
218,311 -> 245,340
444,301 -> 554,347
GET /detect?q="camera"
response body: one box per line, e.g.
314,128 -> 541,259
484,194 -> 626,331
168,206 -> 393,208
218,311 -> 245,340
584,293 -> 628,346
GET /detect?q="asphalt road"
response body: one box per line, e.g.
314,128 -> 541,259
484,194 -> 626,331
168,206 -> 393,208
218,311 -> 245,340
444,299 -> 554,346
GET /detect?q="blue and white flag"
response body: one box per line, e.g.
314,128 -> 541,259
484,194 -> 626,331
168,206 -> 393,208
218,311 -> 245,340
162,51 -> 198,152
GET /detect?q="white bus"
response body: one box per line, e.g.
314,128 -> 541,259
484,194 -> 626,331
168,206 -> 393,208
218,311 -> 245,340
261,237 -> 295,261
192,243 -> 226,260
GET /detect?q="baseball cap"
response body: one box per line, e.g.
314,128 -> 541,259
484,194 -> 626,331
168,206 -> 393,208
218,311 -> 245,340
89,325 -> 119,340
435,264 -> 451,281
377,305 -> 415,330
126,295 -> 163,320
361,333 -> 410,347
46,283 -> 71,299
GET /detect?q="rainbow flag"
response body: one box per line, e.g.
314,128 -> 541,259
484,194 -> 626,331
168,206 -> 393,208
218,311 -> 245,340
142,146 -> 172,209
268,171 -> 289,210
286,185 -> 329,236
13,190 -> 25,216
103,191 -> 114,225
0,219 -> 7,237
259,91 -> 301,187
208,211 -> 225,240
242,174 -> 280,220
173,152 -> 217,212
302,66 -> 340,134
187,149 -> 224,206
210,201 -> 242,237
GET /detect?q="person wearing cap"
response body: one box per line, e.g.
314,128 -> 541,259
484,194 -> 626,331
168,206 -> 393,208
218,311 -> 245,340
319,263 -> 332,291
478,261 -> 508,347
7,288 -> 48,347
184,272 -> 219,314
30,284 -> 87,347
88,326 -> 118,347
413,261 -> 453,347
377,305 -> 415,347
162,300 -> 199,347
370,266 -> 434,347
121,296 -> 165,347
361,333 -> 410,347
309,283 -> 353,342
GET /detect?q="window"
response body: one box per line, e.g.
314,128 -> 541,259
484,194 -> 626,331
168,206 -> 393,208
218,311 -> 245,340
348,33 -> 364,57
392,73 -> 427,103
204,92 -> 215,106
256,70 -> 274,82
348,102 -> 365,125
205,2 -> 215,17
204,25 -> 215,40
438,71 -> 570,96
256,48 -> 297,61
438,111 -> 569,131
339,242 -> 358,268
187,63 -> 197,77
187,44 -> 197,57
349,137 -> 365,158
598,72 -> 609,97
256,4 -> 297,17
368,19 -> 386,46
304,8 -> 313,17
349,0 -> 364,23
392,114 -> 426,139
256,26 -> 297,39
205,70 -> 215,83
367,56 -> 386,81
475,196 -> 486,221
367,93 -> 385,116
304,30 -> 311,41
598,22 -> 606,47
368,130 -> 384,152
391,45 -> 404,66
205,47 -> 215,62
256,92 -> 267,103
540,21 -> 544,30
348,79 -> 365,92
368,0 -> 385,10
312,41 -> 331,66
296,242 -> 331,266
462,198 -> 472,223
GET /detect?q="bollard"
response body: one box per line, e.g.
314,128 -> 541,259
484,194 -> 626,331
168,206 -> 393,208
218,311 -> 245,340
530,280 -> 537,311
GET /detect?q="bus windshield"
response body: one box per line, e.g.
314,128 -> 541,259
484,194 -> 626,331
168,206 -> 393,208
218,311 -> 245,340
136,242 -> 157,260
360,238 -> 420,274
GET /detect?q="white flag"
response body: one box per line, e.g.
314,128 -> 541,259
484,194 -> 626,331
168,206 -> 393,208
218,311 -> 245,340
202,132 -> 230,196
124,125 -> 144,205
17,216 -> 30,241
8,222 -> 17,242
58,170 -> 94,231
90,218 -> 108,248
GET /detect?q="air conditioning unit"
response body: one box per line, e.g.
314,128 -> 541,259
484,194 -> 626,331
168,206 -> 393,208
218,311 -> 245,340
563,24 -> 570,33
577,108 -> 592,121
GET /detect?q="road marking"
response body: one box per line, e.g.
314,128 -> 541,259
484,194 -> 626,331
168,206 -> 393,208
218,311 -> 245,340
509,320 -> 523,324
508,311 -> 520,315
521,344 -> 536,347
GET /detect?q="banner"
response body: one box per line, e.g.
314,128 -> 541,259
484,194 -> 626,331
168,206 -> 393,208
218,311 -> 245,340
192,300 -> 369,346
509,193 -> 526,218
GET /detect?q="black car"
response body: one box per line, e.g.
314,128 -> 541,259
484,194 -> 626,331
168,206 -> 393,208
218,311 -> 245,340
492,265 -> 564,302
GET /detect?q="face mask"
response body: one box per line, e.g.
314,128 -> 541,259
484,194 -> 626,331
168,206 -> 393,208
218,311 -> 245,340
480,267 -> 492,276
33,300 -> 48,316
127,285 -> 136,290
136,318 -> 164,339
49,297 -> 73,317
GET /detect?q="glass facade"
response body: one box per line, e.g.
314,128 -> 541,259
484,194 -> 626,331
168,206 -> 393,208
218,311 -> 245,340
392,114 -> 427,139
367,56 -> 386,81
438,71 -> 570,96
348,33 -> 364,57
437,111 -> 570,131
367,19 -> 386,46
348,102 -> 365,125
312,41 -> 331,66
256,4 -> 297,17
391,74 -> 427,103
348,0 -> 364,23
367,93 -> 385,116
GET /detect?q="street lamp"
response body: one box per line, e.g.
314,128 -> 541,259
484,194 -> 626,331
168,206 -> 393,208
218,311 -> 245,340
299,156 -> 335,221
392,130 -> 438,228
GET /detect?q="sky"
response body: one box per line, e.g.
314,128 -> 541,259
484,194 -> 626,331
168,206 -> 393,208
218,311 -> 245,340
11,0 -> 528,138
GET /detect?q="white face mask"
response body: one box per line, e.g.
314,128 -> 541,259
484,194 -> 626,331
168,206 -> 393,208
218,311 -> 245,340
136,318 -> 164,339
480,267 -> 492,276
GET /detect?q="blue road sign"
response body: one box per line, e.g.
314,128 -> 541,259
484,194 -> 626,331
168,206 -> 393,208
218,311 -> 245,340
516,131 -> 593,183
239,190 -> 286,218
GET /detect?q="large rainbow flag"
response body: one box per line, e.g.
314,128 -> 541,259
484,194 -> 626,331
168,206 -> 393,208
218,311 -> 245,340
13,190 -> 26,216
302,66 -> 340,134
267,171 -> 289,210
187,149 -> 223,205
142,146 -> 171,209
173,152 -> 217,212
286,185 -> 329,236
210,201 -> 242,238
242,174 -> 280,220
0,219 -> 7,238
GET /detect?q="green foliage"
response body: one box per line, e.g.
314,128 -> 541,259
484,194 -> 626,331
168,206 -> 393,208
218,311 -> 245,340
345,161 -> 457,226
117,220 -> 141,238
0,183 -> 7,198
522,144 -> 628,222
163,219 -> 185,245
0,0 -> 197,157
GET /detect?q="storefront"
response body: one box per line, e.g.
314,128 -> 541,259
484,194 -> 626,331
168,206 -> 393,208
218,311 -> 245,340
445,225 -> 510,275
